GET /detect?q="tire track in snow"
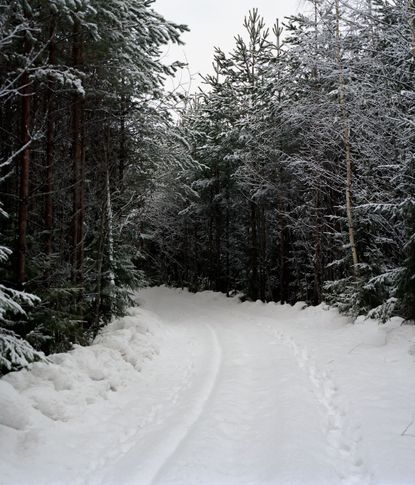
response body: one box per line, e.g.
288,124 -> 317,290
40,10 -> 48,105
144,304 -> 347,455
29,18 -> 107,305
83,322 -> 222,485
262,323 -> 372,485
149,322 -> 222,485
78,327 -> 198,485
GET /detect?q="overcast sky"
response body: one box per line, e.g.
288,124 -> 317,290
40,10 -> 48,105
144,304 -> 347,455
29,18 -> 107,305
155,0 -> 303,92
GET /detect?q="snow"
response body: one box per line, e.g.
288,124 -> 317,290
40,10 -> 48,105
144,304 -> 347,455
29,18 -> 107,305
1,287 -> 415,484
0,381 -> 31,430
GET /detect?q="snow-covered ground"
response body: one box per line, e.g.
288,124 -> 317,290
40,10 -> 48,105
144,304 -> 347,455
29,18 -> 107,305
1,287 -> 415,485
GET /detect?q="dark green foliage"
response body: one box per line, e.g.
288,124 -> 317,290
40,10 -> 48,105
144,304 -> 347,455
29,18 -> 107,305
0,0 -> 188,368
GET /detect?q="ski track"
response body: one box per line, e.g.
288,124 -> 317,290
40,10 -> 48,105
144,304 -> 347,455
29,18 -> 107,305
149,323 -> 222,484
76,344 -> 199,485
260,321 -> 372,485
88,304 -> 225,485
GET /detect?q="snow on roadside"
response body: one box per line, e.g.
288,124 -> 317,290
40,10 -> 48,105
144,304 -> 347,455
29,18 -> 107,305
1,307 -> 162,428
0,305 -> 165,483
242,298 -> 415,485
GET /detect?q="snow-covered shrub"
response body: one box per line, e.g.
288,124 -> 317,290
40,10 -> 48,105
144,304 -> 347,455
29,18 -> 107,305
0,328 -> 43,374
0,281 -> 43,373
1,215 -> 42,374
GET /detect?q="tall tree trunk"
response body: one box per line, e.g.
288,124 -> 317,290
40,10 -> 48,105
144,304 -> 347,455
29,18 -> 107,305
214,163 -> 222,291
119,113 -> 126,184
410,0 -> 415,58
259,205 -> 267,301
105,169 -> 115,310
214,206 -> 222,291
334,0 -> 359,275
208,205 -> 214,286
71,19 -> 85,288
313,185 -> 323,305
93,128 -> 114,329
312,0 -> 323,304
249,201 -> 259,300
119,85 -> 127,184
93,199 -> 106,330
225,185 -> 230,297
277,192 -> 288,304
45,15 -> 56,257
17,36 -> 32,286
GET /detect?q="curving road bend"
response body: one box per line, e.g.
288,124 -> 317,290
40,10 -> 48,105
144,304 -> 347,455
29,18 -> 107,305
99,287 -> 363,485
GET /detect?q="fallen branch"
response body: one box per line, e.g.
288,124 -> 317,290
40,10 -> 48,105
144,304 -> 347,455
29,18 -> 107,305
348,343 -> 362,354
401,412 -> 415,437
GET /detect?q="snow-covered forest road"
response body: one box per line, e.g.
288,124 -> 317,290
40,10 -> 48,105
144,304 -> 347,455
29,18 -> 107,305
1,287 -> 415,485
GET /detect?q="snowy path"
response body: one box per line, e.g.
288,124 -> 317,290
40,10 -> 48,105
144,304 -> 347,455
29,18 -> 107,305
2,287 -> 415,485
128,290 -> 368,485
132,294 -> 328,484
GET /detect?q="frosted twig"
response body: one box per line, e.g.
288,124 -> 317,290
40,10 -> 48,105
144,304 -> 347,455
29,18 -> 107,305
348,343 -> 362,354
0,140 -> 32,170
401,413 -> 415,437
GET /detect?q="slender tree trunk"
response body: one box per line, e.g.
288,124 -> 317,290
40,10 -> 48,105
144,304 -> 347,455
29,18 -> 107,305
93,128 -> 113,328
214,208 -> 221,291
71,19 -> 85,288
409,0 -> 415,58
183,220 -> 189,289
334,0 -> 359,275
313,185 -> 323,304
105,168 -> 115,303
225,187 -> 230,297
45,15 -> 56,257
259,206 -> 267,301
277,192 -> 288,303
208,209 -> 213,286
119,86 -> 127,184
119,113 -> 126,184
311,0 -> 323,303
17,36 -> 32,286
214,163 -> 222,291
193,225 -> 199,291
249,201 -> 259,300
93,199 -> 106,330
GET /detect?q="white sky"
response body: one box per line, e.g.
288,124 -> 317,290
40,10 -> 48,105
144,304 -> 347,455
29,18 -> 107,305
155,0 -> 304,92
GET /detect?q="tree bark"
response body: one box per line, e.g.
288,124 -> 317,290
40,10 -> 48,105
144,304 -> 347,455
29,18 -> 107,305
335,0 -> 359,275
409,0 -> 415,58
313,185 -> 323,305
45,15 -> 56,257
249,201 -> 259,300
276,188 -> 289,304
17,36 -> 32,286
259,205 -> 267,301
71,19 -> 85,288
225,180 -> 230,297
119,85 -> 127,184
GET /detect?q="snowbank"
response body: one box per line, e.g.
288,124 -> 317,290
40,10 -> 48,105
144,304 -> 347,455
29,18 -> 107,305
0,306 -> 162,430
